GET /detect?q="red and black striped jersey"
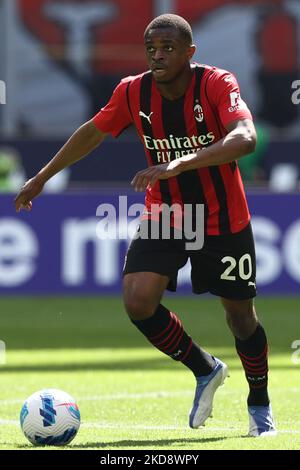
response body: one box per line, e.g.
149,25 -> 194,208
93,63 -> 253,235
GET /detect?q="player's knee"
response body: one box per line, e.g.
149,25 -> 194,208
225,300 -> 255,317
123,292 -> 157,320
123,280 -> 158,320
222,298 -> 258,339
122,273 -> 166,321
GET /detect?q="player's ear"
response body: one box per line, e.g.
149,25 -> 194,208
187,44 -> 196,61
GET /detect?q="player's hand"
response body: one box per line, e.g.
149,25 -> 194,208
14,177 -> 45,212
131,160 -> 182,192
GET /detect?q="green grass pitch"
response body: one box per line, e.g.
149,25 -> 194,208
0,296 -> 299,450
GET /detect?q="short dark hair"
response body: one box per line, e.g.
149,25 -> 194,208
144,14 -> 193,45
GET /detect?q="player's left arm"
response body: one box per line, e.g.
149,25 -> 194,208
131,119 -> 256,191
131,71 -> 256,191
177,117 -> 257,170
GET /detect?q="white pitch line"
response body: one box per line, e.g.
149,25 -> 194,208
81,422 -> 300,434
79,391 -> 194,401
0,390 -> 194,406
1,418 -> 300,435
81,422 -> 239,432
2,387 -> 300,407
2,388 -> 300,407
0,419 -> 19,426
0,399 -> 24,405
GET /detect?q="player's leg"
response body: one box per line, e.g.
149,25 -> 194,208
123,270 -> 226,428
193,222 -> 264,400
204,221 -> 276,436
221,297 -> 276,436
123,220 -> 227,427
221,297 -> 269,406
190,222 -> 275,434
123,271 -> 215,376
221,297 -> 258,339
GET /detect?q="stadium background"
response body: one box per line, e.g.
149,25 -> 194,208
0,0 -> 300,450
0,0 -> 300,296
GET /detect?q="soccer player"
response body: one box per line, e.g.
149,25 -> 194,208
15,14 -> 276,436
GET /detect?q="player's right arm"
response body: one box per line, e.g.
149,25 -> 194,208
14,120 -> 106,212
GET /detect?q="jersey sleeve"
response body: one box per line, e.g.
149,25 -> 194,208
93,78 -> 133,138
208,69 -> 253,128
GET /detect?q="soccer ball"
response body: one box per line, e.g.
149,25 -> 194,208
20,389 -> 80,446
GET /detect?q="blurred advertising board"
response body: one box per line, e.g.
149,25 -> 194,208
0,192 -> 299,295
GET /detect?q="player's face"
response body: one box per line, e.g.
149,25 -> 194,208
145,28 -> 195,84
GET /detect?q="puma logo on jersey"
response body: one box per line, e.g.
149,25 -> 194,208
248,281 -> 256,288
139,111 -> 153,124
